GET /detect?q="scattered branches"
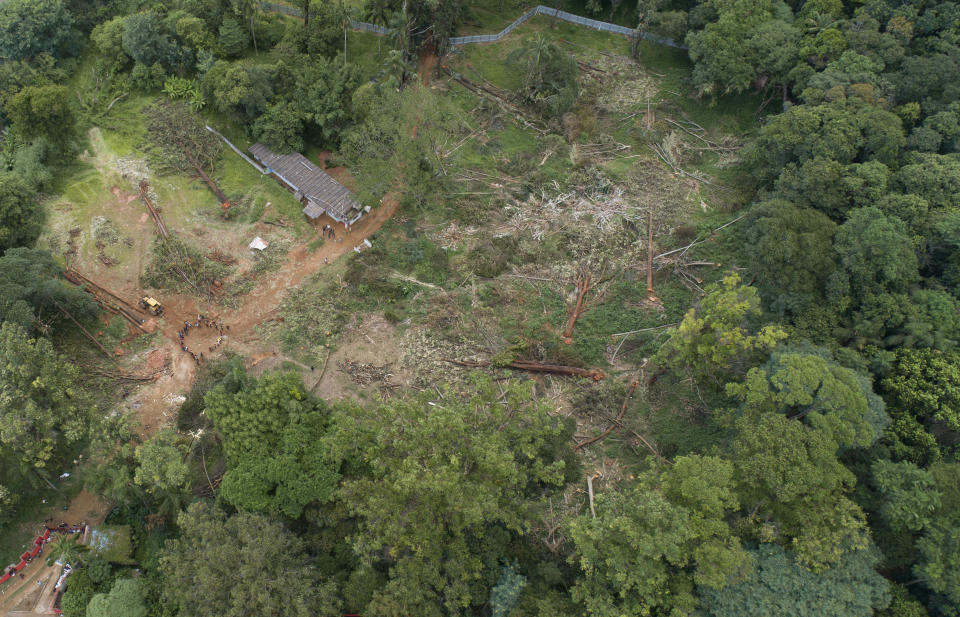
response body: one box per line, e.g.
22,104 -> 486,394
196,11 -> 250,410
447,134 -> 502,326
575,380 -> 639,451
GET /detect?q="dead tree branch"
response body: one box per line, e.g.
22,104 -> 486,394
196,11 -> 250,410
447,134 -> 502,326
574,379 -> 639,451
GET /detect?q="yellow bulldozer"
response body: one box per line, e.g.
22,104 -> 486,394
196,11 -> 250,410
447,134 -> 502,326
139,297 -> 164,316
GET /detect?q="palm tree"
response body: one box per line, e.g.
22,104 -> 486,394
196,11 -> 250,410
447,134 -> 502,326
231,0 -> 262,53
365,0 -> 391,57
387,5 -> 413,63
805,12 -> 839,34
382,49 -> 411,90
507,34 -> 553,94
46,534 -> 87,567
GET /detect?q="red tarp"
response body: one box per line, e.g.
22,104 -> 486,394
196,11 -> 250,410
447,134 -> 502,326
19,552 -> 29,562
0,574 -> 9,584
29,546 -> 40,558
42,529 -> 51,540
35,535 -> 44,545
15,561 -> 26,571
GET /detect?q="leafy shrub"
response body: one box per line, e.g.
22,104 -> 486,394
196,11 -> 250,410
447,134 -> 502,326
60,569 -> 94,617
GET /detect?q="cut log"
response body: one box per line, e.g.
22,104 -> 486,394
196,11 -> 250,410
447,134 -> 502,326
443,358 -> 605,380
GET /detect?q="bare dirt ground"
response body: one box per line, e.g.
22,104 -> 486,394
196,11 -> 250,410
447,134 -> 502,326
122,188 -> 400,436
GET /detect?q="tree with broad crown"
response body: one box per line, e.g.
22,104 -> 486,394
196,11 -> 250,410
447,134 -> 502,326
86,578 -> 148,617
133,429 -> 190,496
121,11 -> 180,69
204,371 -> 339,519
726,349 -> 888,448
732,412 -> 868,571
326,376 -> 573,617
741,200 -> 837,315
0,0 -> 76,61
696,543 -> 890,617
569,455 -> 749,616
830,207 -> 918,302
655,272 -> 787,385
6,85 -> 74,147
159,502 -> 340,617
0,321 -> 89,470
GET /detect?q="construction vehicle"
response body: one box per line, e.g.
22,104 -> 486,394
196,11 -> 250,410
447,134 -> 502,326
138,297 -> 164,316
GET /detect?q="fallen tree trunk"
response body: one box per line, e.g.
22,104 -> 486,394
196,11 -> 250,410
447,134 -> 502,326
56,302 -> 112,358
443,358 -> 605,380
183,147 -> 228,204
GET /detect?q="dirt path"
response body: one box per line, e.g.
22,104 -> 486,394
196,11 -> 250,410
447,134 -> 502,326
122,189 -> 400,435
418,44 -> 439,85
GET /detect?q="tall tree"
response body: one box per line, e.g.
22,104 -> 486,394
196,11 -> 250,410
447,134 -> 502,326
871,459 -> 941,532
230,0 -> 261,53
0,0 -> 77,60
697,543 -> 890,617
0,173 -> 41,252
327,377 -> 574,616
655,272 -> 787,385
159,502 -> 340,617
569,455 -> 749,616
883,348 -> 960,433
732,412 -> 867,570
0,321 -> 89,471
0,248 -> 98,332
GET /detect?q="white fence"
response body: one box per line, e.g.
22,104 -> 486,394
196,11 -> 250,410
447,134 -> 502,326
260,3 -> 686,49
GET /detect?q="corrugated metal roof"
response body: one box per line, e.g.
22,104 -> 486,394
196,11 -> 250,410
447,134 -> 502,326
249,143 -> 362,222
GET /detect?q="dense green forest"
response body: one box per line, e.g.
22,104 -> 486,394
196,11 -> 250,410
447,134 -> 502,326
0,0 -> 958,615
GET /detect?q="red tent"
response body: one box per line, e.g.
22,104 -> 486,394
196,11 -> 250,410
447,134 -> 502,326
19,552 -> 30,562
14,561 -> 26,571
0,573 -> 10,584
42,529 -> 51,540
29,546 -> 40,558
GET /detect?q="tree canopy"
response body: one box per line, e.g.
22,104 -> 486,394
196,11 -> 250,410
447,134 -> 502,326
159,502 -> 339,617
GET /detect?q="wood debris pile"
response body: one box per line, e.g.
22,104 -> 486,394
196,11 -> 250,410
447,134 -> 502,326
207,249 -> 237,265
65,227 -> 82,260
497,186 -> 635,240
338,360 -> 396,389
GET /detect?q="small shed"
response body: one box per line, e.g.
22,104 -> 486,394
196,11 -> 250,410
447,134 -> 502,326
248,236 -> 268,251
249,143 -> 365,225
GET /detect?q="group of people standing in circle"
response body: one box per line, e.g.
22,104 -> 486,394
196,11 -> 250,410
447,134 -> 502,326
177,314 -> 228,366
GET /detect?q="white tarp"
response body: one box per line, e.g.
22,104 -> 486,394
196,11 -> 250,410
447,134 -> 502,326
248,237 -> 268,251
